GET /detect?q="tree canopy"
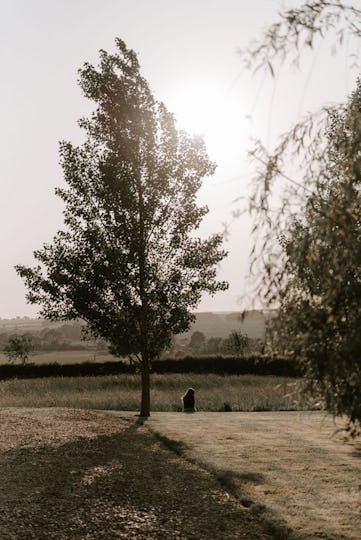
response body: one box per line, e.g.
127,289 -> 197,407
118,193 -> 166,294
270,83 -> 361,433
16,38 -> 227,416
242,1 -> 361,434
4,334 -> 34,365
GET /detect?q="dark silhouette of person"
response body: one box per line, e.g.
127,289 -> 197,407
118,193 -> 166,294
182,388 -> 196,412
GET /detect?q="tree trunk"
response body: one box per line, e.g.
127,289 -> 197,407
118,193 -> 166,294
140,361 -> 151,417
136,171 -> 151,418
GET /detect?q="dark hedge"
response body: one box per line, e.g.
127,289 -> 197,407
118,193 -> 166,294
0,361 -> 133,380
152,355 -> 303,376
0,355 -> 302,380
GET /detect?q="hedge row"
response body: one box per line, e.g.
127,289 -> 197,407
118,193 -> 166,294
0,355 -> 302,380
153,355 -> 303,377
0,361 -> 131,380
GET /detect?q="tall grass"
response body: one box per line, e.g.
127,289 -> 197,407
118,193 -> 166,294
0,374 -> 319,412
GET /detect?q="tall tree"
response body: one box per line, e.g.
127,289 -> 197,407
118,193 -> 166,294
241,1 -> 361,433
223,330 -> 249,357
189,331 -> 206,354
16,38 -> 227,417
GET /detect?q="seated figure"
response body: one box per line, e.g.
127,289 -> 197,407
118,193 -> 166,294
182,388 -> 196,412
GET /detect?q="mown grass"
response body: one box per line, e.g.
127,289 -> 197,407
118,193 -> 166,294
0,373 -> 318,412
145,412 -> 361,540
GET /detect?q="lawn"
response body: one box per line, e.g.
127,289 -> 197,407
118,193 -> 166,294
0,408 -> 277,539
144,411 -> 361,540
0,407 -> 359,538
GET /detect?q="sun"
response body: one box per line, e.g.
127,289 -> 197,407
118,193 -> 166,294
169,82 -> 248,163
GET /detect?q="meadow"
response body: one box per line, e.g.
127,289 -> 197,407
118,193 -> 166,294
0,373 -> 317,412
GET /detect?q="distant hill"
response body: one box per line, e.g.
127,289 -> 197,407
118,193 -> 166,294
0,310 -> 276,341
0,318 -> 78,333
182,310 -> 276,340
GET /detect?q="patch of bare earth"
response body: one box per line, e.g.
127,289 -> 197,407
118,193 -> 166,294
0,408 -> 276,539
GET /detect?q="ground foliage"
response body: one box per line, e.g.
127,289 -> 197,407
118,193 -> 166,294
0,374 -> 309,413
241,1 -> 361,434
16,38 -> 227,416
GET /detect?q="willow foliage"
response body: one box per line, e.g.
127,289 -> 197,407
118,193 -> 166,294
242,1 -> 361,433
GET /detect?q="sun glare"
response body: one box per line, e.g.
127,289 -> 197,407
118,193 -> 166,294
170,83 -> 248,163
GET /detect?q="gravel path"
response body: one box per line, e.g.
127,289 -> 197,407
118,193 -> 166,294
0,408 -> 275,540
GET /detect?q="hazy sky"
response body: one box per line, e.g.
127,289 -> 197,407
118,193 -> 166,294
1,0 -> 357,317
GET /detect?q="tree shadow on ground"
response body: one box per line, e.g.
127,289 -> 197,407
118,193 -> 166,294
150,426 -> 349,540
0,420 -> 268,540
0,419 -> 338,540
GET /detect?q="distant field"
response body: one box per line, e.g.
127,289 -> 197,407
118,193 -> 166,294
0,350 -> 115,365
183,311 -> 268,339
0,373 -> 316,412
0,310 -> 270,340
145,411 -> 361,540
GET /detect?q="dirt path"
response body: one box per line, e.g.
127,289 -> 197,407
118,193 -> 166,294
0,408 -> 278,540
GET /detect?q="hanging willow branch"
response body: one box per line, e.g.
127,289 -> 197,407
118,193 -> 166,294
241,0 -> 361,304
241,1 -> 361,434
240,0 -> 361,76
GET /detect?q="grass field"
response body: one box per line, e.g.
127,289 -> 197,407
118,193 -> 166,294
0,350 -> 114,365
0,374 -> 316,412
143,411 -> 361,540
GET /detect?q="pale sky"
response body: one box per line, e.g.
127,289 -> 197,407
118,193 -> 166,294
0,0 -> 358,317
